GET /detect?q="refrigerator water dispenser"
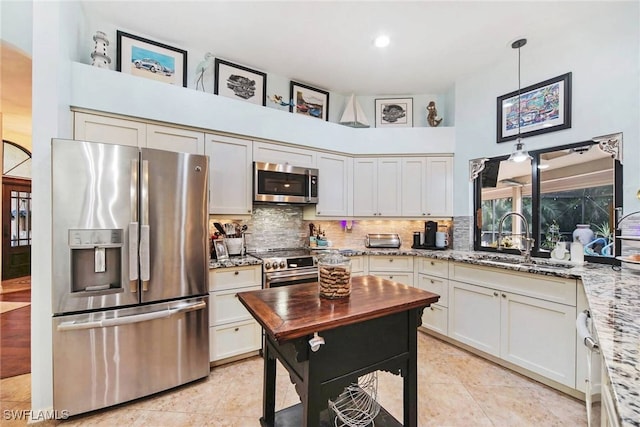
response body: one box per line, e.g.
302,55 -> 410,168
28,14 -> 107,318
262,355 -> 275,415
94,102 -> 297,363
69,229 -> 123,293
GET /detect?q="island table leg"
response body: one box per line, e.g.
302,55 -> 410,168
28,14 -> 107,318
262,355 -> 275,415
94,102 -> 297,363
261,341 -> 277,426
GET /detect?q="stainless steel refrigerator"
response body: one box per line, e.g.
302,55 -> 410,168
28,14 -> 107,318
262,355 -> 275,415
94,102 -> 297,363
51,138 -> 210,416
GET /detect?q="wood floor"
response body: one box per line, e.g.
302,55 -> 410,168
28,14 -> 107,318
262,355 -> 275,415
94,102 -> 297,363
0,276 -> 31,379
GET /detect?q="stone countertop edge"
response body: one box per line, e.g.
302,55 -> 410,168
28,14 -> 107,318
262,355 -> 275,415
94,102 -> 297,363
209,255 -> 263,269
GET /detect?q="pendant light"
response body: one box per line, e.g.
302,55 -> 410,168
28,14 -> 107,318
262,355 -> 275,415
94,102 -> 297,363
507,38 -> 532,163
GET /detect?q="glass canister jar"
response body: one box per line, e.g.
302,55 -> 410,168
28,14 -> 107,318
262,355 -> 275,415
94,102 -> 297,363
318,251 -> 352,299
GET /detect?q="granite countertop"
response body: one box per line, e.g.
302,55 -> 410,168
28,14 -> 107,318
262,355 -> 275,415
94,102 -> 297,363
341,247 -> 638,426
210,247 -> 638,425
209,255 -> 263,269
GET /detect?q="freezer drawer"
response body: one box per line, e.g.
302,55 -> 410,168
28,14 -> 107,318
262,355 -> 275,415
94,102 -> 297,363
53,297 -> 209,416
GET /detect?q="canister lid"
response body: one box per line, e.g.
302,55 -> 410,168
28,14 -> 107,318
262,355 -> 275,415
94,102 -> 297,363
318,250 -> 349,264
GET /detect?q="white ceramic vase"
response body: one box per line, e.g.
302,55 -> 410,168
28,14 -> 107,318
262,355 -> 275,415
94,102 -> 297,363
573,224 -> 594,245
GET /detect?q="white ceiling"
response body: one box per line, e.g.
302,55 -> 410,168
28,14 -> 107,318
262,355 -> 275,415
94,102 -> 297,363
80,0 -> 623,95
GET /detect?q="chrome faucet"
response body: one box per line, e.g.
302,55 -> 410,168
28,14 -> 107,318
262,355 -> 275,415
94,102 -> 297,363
497,212 -> 534,263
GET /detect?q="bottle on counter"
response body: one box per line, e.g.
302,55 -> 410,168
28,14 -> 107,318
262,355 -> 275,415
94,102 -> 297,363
570,241 -> 584,264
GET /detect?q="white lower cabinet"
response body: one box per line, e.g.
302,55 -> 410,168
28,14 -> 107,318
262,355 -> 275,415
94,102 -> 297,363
349,256 -> 367,277
417,273 -> 449,335
208,265 -> 262,363
447,264 -> 577,388
368,255 -> 414,286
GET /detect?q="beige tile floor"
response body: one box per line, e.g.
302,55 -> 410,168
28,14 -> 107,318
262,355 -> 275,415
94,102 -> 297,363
0,332 -> 587,426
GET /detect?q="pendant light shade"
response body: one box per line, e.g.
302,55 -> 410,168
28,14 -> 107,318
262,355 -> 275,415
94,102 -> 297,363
508,139 -> 531,163
508,38 -> 532,163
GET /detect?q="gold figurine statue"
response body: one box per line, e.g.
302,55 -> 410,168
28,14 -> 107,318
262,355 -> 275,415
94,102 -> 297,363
427,101 -> 443,127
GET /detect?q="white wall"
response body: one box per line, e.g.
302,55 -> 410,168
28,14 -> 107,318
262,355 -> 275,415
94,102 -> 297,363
31,0 -> 79,413
1,0 -> 32,54
453,3 -> 639,216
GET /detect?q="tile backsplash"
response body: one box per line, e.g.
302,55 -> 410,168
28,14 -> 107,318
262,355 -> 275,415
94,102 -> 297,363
210,205 -> 453,251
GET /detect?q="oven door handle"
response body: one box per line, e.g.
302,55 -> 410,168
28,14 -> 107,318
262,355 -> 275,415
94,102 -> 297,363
267,270 -> 318,285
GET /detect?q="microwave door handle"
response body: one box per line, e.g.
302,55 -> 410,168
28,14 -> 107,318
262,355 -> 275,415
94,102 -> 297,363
129,159 -> 139,291
140,159 -> 151,288
307,169 -> 312,202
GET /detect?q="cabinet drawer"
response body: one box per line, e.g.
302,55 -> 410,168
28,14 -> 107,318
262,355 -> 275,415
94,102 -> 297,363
349,256 -> 366,273
417,274 -> 448,306
416,257 -> 448,278
372,272 -> 414,287
421,304 -> 448,335
448,262 -> 576,306
368,256 -> 413,272
209,265 -> 262,291
209,320 -> 261,362
210,286 -> 260,326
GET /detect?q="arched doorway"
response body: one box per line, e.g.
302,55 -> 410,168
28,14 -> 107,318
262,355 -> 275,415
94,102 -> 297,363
2,140 -> 32,280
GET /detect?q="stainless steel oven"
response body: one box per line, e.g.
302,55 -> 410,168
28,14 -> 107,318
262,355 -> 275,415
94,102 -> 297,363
251,249 -> 318,288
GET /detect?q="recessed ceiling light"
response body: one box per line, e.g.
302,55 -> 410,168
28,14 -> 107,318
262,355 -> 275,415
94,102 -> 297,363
374,35 -> 390,48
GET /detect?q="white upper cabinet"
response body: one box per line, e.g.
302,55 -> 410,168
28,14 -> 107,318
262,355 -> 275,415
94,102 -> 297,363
74,112 -> 146,147
74,112 -> 205,155
314,152 -> 353,217
253,141 -> 316,167
205,135 -> 253,215
353,157 -> 402,217
146,124 -> 204,154
402,157 -> 427,217
402,156 -> 453,217
425,157 -> 453,217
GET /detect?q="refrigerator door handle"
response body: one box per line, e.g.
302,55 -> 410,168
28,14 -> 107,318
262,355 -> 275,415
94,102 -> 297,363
140,225 -> 150,286
56,301 -> 206,331
129,158 -> 140,291
140,159 -> 150,289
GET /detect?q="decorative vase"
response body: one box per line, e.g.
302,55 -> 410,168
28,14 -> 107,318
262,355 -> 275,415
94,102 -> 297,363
573,224 -> 594,245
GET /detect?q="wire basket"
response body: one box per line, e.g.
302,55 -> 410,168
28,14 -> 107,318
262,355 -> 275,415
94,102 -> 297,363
328,372 -> 380,427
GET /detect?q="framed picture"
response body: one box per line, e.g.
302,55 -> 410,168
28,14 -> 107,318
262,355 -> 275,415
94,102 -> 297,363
214,59 -> 267,106
213,239 -> 229,261
290,81 -> 329,121
116,30 -> 187,87
497,72 -> 572,143
375,98 -> 413,128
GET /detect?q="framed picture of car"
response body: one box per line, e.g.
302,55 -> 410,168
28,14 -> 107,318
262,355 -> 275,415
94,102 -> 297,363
497,72 -> 572,143
290,81 -> 329,121
214,59 -> 267,106
116,31 -> 187,87
375,98 -> 413,127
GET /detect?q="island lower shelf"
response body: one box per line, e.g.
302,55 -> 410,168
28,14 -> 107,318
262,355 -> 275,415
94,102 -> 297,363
260,402 -> 402,427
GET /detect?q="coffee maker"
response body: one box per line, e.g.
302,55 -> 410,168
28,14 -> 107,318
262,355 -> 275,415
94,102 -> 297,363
411,220 -> 438,249
424,221 -> 438,248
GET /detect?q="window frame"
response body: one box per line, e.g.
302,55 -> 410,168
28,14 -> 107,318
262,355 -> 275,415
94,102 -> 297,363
473,140 -> 622,265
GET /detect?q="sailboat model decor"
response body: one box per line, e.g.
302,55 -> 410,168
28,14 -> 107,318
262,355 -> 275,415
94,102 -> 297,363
339,94 -> 370,128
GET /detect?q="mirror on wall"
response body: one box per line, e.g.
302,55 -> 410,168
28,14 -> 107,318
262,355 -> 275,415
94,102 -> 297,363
473,139 -> 621,263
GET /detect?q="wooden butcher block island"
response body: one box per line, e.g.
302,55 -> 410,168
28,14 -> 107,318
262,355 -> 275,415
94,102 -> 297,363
237,275 -> 440,427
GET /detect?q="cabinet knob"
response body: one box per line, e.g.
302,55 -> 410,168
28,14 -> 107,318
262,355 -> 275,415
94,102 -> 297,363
427,213 -> 431,215
389,259 -> 394,262
493,292 -> 499,297
317,211 -> 321,214
247,209 -> 251,213
389,276 -> 394,279
234,327 -> 240,332
430,306 -> 434,311
430,279 -> 435,284
502,293 -> 506,298
422,213 -> 426,216
430,261 -> 435,265
234,271 -> 239,275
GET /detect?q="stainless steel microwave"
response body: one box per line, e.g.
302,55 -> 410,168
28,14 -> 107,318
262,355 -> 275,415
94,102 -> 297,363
253,162 -> 318,204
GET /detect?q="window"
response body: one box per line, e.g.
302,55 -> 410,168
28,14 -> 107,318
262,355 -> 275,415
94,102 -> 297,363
473,139 -> 621,264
